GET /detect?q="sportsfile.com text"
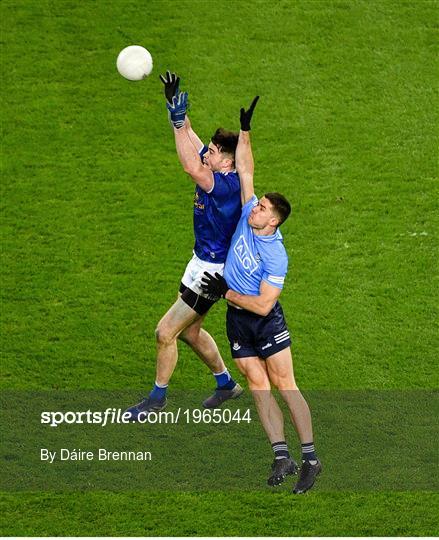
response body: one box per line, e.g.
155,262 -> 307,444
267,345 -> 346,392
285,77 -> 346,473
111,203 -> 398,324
40,408 -> 252,427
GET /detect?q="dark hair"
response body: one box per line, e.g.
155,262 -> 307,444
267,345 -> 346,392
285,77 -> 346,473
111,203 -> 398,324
211,128 -> 239,158
264,192 -> 291,226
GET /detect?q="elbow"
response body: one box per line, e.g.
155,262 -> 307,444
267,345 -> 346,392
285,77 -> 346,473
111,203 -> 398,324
236,165 -> 252,175
237,169 -> 254,183
257,303 -> 273,317
183,164 -> 197,176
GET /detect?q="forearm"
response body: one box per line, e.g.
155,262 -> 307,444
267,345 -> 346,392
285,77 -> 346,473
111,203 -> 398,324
225,289 -> 273,316
174,125 -> 202,173
236,130 -> 255,203
236,130 -> 254,176
185,117 -> 204,152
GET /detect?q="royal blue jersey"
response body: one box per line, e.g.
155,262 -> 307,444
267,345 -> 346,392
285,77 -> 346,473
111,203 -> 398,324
224,195 -> 288,295
193,146 -> 241,263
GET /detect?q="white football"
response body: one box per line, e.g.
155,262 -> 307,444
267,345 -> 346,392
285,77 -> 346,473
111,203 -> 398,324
116,45 -> 153,81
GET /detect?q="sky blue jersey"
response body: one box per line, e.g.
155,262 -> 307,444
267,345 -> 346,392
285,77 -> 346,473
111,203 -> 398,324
193,146 -> 241,263
224,195 -> 288,295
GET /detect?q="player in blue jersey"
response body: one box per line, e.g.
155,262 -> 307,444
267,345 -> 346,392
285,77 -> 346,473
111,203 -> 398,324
126,72 -> 243,420
201,97 -> 321,495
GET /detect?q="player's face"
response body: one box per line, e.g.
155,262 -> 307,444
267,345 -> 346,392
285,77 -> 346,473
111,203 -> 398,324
248,197 -> 279,231
204,143 -> 230,172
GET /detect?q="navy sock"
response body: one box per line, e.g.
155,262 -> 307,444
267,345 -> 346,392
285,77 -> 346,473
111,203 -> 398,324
272,441 -> 290,460
149,382 -> 168,401
214,369 -> 236,390
301,442 -> 317,462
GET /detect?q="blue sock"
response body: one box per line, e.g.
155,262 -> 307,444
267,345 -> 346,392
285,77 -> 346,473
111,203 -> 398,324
301,442 -> 317,462
214,369 -> 236,390
149,382 -> 168,401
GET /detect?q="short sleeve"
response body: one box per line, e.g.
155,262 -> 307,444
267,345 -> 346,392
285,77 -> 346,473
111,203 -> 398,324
199,145 -> 208,163
241,194 -> 258,218
261,247 -> 288,289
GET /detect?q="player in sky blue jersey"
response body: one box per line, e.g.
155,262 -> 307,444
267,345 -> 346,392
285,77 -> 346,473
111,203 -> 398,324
201,97 -> 322,495
223,193 -> 289,297
126,73 -> 243,419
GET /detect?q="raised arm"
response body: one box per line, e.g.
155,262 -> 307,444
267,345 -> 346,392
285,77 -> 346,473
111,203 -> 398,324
236,130 -> 255,205
236,96 -> 259,205
173,120 -> 213,191
160,71 -> 214,191
185,116 -> 204,153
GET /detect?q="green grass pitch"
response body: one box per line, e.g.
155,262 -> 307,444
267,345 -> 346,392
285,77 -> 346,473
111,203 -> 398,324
1,0 -> 438,536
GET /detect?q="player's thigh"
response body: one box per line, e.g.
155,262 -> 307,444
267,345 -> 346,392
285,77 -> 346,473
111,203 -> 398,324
265,347 -> 297,390
156,297 -> 201,341
234,356 -> 271,391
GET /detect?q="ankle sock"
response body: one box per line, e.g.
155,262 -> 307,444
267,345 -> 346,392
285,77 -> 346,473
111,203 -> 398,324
149,381 -> 168,401
301,442 -> 317,462
272,441 -> 290,460
214,369 -> 235,390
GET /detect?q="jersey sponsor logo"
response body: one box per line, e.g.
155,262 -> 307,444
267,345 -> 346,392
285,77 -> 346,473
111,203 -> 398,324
261,342 -> 272,350
232,341 -> 241,351
234,235 -> 259,275
194,191 -> 205,210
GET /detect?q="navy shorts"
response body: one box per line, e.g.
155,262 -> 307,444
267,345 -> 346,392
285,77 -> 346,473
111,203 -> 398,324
226,302 -> 291,359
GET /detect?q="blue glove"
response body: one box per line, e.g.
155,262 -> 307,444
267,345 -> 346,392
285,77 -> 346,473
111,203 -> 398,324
166,91 -> 188,129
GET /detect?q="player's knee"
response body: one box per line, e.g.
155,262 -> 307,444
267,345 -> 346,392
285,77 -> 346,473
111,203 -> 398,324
273,378 -> 298,391
245,371 -> 270,391
249,380 -> 271,392
155,323 -> 175,347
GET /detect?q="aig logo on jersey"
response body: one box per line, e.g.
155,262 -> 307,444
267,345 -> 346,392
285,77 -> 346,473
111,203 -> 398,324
234,235 -> 259,275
